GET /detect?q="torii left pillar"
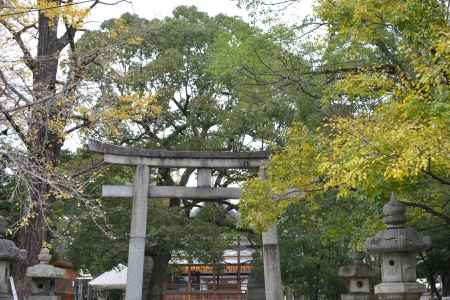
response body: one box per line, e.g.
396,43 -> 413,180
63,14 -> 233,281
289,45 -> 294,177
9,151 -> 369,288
126,165 -> 149,300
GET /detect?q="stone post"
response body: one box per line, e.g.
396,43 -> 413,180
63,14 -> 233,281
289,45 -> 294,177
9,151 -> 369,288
126,165 -> 150,300
338,252 -> 373,300
262,225 -> 283,300
366,193 -> 431,300
0,216 -> 26,300
26,247 -> 65,300
259,166 -> 283,300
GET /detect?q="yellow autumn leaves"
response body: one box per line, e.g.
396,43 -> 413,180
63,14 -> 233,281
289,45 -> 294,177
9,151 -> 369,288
1,1 -> 91,27
96,93 -> 161,137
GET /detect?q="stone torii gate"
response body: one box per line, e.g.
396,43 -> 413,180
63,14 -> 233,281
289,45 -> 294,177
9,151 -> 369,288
89,140 -> 283,300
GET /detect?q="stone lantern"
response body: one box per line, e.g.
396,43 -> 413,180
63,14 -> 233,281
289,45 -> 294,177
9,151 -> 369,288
0,216 -> 26,300
366,193 -> 431,300
26,247 -> 65,300
338,252 -> 373,300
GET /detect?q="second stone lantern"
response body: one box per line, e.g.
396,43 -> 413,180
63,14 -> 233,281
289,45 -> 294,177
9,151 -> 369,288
338,252 -> 374,300
366,193 -> 431,300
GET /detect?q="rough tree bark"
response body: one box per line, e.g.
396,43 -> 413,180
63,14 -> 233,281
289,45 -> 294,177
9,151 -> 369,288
145,247 -> 171,300
443,271 -> 450,297
13,3 -> 65,293
142,168 -> 196,299
9,0 -> 93,294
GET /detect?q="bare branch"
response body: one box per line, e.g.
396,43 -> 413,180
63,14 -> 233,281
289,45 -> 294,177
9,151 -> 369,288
0,20 -> 36,70
400,200 -> 450,225
424,170 -> 450,186
0,69 -> 31,104
0,104 -> 30,150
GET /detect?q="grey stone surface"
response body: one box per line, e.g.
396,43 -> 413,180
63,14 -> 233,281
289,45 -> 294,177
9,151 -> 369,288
0,216 -> 26,300
26,296 -> 60,300
89,139 -> 269,159
0,261 -> 12,300
262,225 -> 278,246
375,282 -> 424,300
380,253 -> 416,282
366,227 -> 431,253
366,193 -> 431,300
26,264 -> 65,279
0,217 -> 26,262
263,242 -> 283,300
259,166 -> 283,300
26,248 -> 65,279
339,252 -> 373,300
197,168 -> 211,187
103,153 -> 265,168
125,165 -> 149,300
26,247 -> 65,299
0,239 -> 27,262
103,185 -> 241,199
89,140 -> 268,168
366,195 -> 431,253
341,295 -> 372,300
338,261 -> 371,278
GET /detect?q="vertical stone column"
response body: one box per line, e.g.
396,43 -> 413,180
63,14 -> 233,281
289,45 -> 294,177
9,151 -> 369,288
338,252 -> 373,300
262,225 -> 283,300
366,193 -> 431,300
126,165 -> 150,300
197,168 -> 211,188
26,247 -> 65,300
259,166 -> 283,300
0,216 -> 26,300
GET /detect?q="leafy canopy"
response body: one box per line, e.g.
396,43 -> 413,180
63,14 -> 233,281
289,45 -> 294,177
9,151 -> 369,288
241,0 -> 450,232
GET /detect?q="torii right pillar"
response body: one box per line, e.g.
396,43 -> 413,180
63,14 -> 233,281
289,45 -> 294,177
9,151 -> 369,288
259,166 -> 283,300
366,193 -> 431,300
262,225 -> 283,300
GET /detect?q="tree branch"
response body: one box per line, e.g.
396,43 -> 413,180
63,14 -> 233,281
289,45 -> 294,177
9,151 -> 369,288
399,200 -> 450,225
0,20 -> 36,70
0,103 -> 30,150
424,170 -> 450,186
0,69 -> 31,104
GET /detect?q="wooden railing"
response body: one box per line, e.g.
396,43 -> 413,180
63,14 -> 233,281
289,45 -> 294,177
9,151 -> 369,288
163,290 -> 246,300
163,283 -> 247,300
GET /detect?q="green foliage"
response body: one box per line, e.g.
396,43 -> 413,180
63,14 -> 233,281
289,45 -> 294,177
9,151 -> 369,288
279,200 -> 350,299
241,0 -> 450,231
239,0 -> 450,293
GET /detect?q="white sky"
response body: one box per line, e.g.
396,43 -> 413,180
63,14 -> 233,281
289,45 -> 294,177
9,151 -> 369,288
87,0 -> 314,29
89,0 -> 246,24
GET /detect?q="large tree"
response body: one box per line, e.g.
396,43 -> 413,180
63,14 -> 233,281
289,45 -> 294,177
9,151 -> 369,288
73,7 -> 320,298
0,0 -> 129,294
239,0 -> 450,296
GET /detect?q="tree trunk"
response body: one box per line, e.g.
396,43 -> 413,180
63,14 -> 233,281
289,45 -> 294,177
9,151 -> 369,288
13,2 -> 64,296
145,249 -> 171,300
443,271 -> 450,297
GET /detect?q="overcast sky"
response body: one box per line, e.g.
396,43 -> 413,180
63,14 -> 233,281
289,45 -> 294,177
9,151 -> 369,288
87,0 -> 314,28
92,0 -> 244,21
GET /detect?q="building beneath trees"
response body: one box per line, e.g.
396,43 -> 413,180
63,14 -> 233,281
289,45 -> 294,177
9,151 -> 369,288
163,246 -> 254,300
87,245 -> 255,300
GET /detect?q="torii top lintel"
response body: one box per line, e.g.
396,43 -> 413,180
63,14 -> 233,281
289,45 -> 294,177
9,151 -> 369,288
89,140 -> 269,169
